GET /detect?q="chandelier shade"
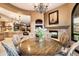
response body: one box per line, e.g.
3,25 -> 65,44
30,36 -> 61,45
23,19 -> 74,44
34,3 -> 48,13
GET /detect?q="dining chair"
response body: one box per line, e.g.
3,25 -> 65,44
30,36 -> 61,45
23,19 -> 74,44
55,41 -> 79,56
67,41 -> 79,56
1,42 -> 19,56
59,30 -> 69,47
55,30 -> 70,56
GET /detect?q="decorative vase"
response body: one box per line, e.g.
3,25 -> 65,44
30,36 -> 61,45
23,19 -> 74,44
39,38 -> 45,48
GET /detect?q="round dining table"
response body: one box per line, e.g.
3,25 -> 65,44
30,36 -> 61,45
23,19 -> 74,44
19,38 -> 63,56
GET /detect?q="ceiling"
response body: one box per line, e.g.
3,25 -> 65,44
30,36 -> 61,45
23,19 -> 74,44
0,3 -> 65,24
11,3 -> 65,11
0,7 -> 31,24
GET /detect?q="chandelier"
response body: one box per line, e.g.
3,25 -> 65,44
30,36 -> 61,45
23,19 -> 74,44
34,3 -> 48,13
14,16 -> 22,24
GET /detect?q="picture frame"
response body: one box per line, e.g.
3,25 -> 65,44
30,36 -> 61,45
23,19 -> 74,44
49,30 -> 58,39
49,10 -> 59,24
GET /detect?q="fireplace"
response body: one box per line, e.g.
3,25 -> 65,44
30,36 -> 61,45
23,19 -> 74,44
49,30 -> 58,39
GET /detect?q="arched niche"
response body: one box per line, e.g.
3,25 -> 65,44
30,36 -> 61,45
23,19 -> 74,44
35,19 -> 43,29
35,19 -> 43,24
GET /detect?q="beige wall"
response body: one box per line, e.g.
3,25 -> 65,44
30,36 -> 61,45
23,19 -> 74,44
44,3 -> 75,40
31,12 -> 44,33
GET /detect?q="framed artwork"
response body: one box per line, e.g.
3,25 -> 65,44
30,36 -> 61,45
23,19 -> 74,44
14,23 -> 20,31
49,30 -> 58,39
49,10 -> 59,24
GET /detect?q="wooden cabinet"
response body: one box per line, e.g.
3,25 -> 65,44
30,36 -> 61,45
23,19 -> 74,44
0,21 -> 13,32
0,32 -> 4,41
4,32 -> 13,38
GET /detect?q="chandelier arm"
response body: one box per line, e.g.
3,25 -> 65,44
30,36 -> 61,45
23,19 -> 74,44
34,3 -> 48,13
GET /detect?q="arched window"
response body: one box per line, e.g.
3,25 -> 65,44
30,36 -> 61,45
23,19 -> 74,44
71,4 -> 79,42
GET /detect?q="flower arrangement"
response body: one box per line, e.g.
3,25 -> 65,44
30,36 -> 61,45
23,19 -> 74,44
36,27 -> 46,41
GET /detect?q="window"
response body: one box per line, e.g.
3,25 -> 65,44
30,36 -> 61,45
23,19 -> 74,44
72,4 -> 79,42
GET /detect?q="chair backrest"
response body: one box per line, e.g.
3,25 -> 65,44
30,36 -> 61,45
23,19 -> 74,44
67,41 -> 79,56
59,31 -> 69,46
1,42 -> 19,56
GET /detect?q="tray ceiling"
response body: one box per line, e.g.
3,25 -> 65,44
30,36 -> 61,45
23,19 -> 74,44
11,3 -> 65,11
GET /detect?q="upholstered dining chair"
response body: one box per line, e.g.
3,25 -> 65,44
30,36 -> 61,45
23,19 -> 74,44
67,41 -> 79,56
12,31 -> 24,54
59,30 -> 69,47
1,42 -> 19,56
55,30 -> 70,56
55,41 -> 79,56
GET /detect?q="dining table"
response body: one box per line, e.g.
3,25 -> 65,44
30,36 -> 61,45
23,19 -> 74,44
19,38 -> 63,56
